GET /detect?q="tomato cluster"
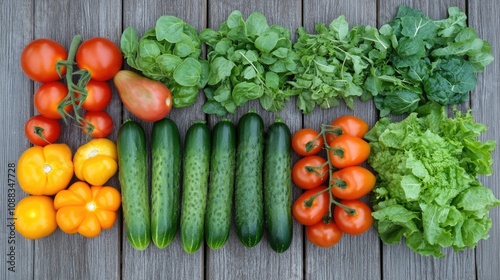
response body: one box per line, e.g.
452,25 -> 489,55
291,116 -> 375,248
20,36 -> 122,145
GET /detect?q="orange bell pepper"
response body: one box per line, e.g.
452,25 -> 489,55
17,143 -> 74,195
73,138 -> 117,186
54,181 -> 121,238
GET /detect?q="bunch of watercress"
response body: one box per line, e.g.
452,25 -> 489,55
366,6 -> 494,116
200,11 -> 298,116
365,102 -> 499,258
120,16 -> 209,108
290,16 -> 389,114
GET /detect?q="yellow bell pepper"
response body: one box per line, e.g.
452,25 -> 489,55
17,143 -> 74,195
73,138 -> 117,186
54,181 -> 121,238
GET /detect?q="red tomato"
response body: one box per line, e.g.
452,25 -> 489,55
328,134 -> 370,168
330,166 -> 376,200
81,111 -> 113,138
326,115 -> 369,144
292,128 -> 324,156
292,156 -> 329,189
333,199 -> 373,235
34,82 -> 72,119
20,38 -> 67,83
76,37 -> 122,81
24,115 -> 61,146
79,80 -> 112,111
306,218 -> 343,248
292,186 -> 330,226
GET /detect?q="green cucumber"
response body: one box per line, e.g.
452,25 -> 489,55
205,119 -> 236,249
235,111 -> 264,247
151,118 -> 181,249
264,118 -> 293,253
180,121 -> 211,253
117,120 -> 150,250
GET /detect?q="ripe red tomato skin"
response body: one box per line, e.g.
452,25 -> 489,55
20,38 -> 67,83
79,80 -> 112,111
75,37 -> 122,81
292,186 -> 330,226
326,115 -> 369,143
328,134 -> 370,168
34,82 -> 72,119
333,199 -> 373,235
81,111 -> 113,138
292,156 -> 329,190
24,115 -> 61,146
306,219 -> 343,248
292,128 -> 324,156
330,166 -> 376,200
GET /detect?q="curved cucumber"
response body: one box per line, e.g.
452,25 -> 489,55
180,122 -> 211,253
117,120 -> 150,250
205,119 -> 236,249
151,118 -> 181,249
264,118 -> 293,253
235,111 -> 264,247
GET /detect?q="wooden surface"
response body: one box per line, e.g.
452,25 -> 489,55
1,0 -> 499,279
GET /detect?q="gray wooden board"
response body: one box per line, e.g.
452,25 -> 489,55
1,1 -> 34,279
1,0 -> 500,279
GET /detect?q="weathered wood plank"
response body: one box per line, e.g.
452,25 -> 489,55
205,1 -> 304,279
468,0 -> 500,279
31,0 -> 122,279
377,1 -> 479,280
0,1 -> 34,279
301,1 -> 381,280
120,0 -> 207,279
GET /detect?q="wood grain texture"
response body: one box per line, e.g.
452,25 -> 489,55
0,1 -> 34,279
301,1 -> 380,280
30,1 -> 122,279
468,0 -> 500,280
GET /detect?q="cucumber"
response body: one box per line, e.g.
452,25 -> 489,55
264,118 -> 293,253
180,121 -> 211,253
205,119 -> 236,249
235,111 -> 264,247
151,118 -> 181,249
117,120 -> 150,250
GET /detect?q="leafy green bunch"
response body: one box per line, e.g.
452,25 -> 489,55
365,102 -> 499,257
367,6 -> 494,116
200,11 -> 298,116
120,16 -> 209,108
290,16 -> 390,114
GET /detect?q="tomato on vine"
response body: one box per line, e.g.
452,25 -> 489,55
292,186 -> 330,226
333,199 -> 373,235
76,37 -> 122,81
24,115 -> 61,146
292,155 -> 329,189
306,218 -> 343,248
81,111 -> 113,138
292,128 -> 324,156
20,38 -> 67,83
327,134 -> 370,168
79,80 -> 112,111
330,166 -> 376,200
34,82 -> 73,119
325,115 -> 369,144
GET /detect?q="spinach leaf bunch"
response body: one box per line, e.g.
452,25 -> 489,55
120,16 -> 209,108
200,11 -> 298,116
291,16 -> 390,114
368,6 -> 494,116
